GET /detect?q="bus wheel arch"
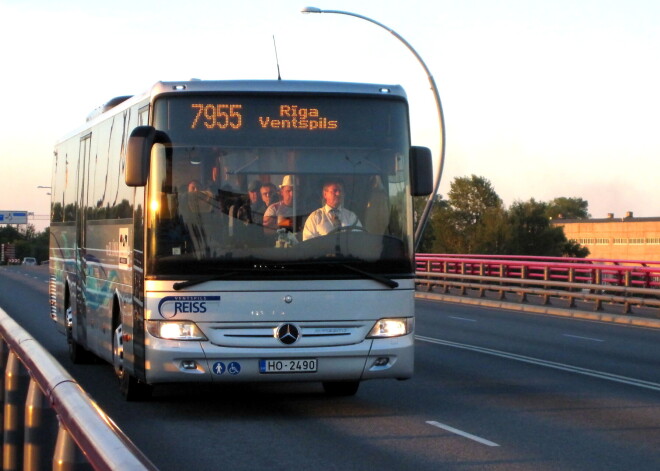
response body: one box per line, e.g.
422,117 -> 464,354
65,282 -> 93,364
112,298 -> 152,401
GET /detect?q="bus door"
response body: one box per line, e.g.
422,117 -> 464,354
74,133 -> 92,346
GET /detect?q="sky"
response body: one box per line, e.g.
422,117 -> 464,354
1,0 -> 659,232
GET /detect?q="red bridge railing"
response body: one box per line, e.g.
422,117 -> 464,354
415,254 -> 660,290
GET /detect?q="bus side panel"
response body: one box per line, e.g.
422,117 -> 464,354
75,105 -> 143,363
49,223 -> 76,333
50,137 -> 80,333
84,219 -> 133,361
81,109 -> 135,359
124,185 -> 147,381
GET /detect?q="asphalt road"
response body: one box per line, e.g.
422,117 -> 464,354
1,265 -> 659,471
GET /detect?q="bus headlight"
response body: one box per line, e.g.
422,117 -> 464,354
147,320 -> 208,340
367,318 -> 414,338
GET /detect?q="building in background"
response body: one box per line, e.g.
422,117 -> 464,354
552,212 -> 660,260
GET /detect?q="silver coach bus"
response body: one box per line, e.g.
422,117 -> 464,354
49,80 -> 432,400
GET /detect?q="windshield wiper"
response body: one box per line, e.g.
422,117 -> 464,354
340,264 -> 398,289
173,272 -> 238,290
172,264 -> 398,290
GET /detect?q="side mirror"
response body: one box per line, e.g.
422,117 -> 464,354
125,126 -> 171,187
126,126 -> 156,187
409,146 -> 433,196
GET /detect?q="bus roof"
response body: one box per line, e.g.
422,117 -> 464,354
150,80 -> 407,100
58,80 -> 407,144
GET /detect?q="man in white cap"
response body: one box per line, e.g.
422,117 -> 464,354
263,175 -> 296,234
303,179 -> 361,240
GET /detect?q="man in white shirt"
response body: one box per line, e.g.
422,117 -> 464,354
263,175 -> 296,234
303,180 -> 361,240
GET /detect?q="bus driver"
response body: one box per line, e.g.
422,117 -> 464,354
302,180 -> 361,240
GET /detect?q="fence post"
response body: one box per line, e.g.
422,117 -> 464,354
519,266 -> 528,303
0,341 -> 5,467
3,351 -> 29,471
24,379 -> 57,471
53,422 -> 90,471
623,300 -> 631,314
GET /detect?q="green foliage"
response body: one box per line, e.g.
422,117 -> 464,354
0,225 -> 50,263
429,175 -> 506,254
546,197 -> 590,220
0,226 -> 22,245
420,175 -> 590,257
414,194 -> 445,252
505,199 -> 567,255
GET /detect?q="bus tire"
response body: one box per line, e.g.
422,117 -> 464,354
322,381 -> 360,396
66,304 -> 94,364
113,323 -> 153,401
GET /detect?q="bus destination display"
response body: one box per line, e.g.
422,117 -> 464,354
190,104 -> 339,131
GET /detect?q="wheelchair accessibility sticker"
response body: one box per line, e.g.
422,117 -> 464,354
212,361 -> 241,376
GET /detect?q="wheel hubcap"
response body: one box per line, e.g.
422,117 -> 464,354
113,325 -> 124,378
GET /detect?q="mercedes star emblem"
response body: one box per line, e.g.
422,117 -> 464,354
276,323 -> 300,345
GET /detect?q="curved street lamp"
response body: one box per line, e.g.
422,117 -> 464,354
301,6 -> 446,249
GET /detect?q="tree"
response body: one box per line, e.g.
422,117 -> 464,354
507,198 -> 589,257
438,175 -> 504,253
546,197 -> 590,220
414,194 -> 445,253
448,175 -> 502,230
0,226 -> 22,244
563,238 -> 590,258
0,225 -> 50,263
418,174 -> 590,257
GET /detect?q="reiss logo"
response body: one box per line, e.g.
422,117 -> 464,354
157,296 -> 221,319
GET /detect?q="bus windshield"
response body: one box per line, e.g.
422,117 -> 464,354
146,94 -> 413,279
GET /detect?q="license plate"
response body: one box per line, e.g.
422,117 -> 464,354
259,358 -> 317,374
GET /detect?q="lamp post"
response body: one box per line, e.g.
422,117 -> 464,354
301,6 -> 445,249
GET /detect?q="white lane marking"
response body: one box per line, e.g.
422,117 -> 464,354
426,421 -> 500,447
416,335 -> 660,392
562,334 -> 604,342
449,316 -> 477,322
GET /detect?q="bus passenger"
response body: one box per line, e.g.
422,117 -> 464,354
247,180 -> 266,225
302,180 -> 361,240
260,182 -> 279,208
182,179 -> 214,213
263,176 -> 296,234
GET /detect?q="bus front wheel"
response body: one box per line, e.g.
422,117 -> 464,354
113,324 -> 153,401
66,304 -> 94,364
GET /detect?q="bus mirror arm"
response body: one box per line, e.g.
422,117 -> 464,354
125,126 -> 171,187
409,146 -> 433,196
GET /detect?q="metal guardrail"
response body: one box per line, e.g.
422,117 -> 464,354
0,307 -> 158,471
415,255 -> 660,317
416,254 -> 660,290
417,253 -> 660,268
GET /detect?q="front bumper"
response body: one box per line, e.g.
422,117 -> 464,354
143,333 -> 414,384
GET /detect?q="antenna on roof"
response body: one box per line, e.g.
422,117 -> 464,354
272,35 -> 282,80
